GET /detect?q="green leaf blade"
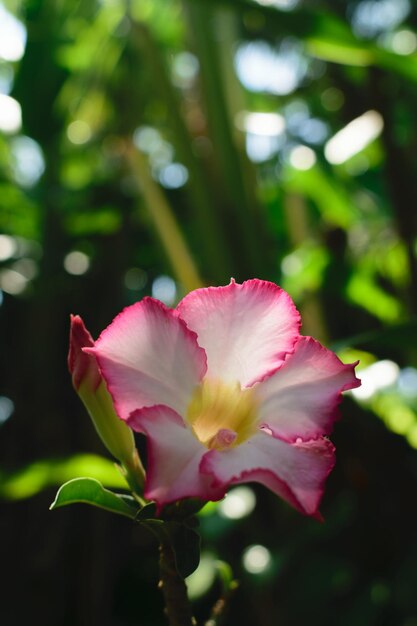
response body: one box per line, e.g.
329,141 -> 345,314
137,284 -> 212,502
167,522 -> 201,579
50,477 -> 139,519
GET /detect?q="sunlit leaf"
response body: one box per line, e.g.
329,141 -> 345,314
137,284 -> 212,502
0,184 -> 40,239
306,39 -> 374,67
346,274 -> 404,323
50,477 -> 139,518
64,207 -> 122,236
57,3 -> 125,72
284,165 -> 359,229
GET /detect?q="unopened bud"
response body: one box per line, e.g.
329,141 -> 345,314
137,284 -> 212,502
68,315 -> 144,491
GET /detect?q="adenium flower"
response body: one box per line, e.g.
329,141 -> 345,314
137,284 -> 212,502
85,279 -> 360,517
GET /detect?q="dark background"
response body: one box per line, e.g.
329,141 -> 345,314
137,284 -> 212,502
1,0 -> 417,624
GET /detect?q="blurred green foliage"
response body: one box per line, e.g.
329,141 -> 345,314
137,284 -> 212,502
2,0 -> 417,624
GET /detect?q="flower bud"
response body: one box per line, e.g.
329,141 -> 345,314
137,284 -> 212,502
68,314 -> 101,392
68,315 -> 144,491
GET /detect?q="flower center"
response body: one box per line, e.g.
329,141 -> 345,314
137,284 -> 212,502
186,379 -> 259,450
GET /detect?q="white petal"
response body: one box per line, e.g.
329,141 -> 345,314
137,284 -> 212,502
128,405 -> 224,510
201,431 -> 335,517
176,279 -> 300,387
257,336 -> 360,441
88,298 -> 207,419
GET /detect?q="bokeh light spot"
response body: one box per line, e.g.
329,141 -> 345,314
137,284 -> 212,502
351,0 -> 410,38
124,268 -> 147,291
11,136 -> 45,187
158,163 -> 188,189
218,486 -> 256,519
0,396 -> 14,425
243,545 -> 272,574
152,275 -> 176,305
351,360 -> 399,401
398,367 -> 417,399
235,40 -> 306,96
63,251 -> 90,275
254,0 -> 299,12
0,5 -> 26,62
289,145 -> 317,170
236,111 -> 285,136
0,235 -> 17,261
0,269 -> 28,295
325,110 -> 383,165
172,51 -> 199,88
67,120 -> 92,145
0,94 -> 22,133
391,29 -> 417,55
133,126 -> 161,153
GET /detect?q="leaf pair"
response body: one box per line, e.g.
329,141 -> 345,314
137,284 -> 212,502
50,478 -> 201,578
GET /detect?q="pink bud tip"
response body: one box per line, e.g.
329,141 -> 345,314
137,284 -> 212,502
68,315 -> 101,390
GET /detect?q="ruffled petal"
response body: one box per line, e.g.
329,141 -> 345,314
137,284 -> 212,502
86,298 -> 207,420
256,336 -> 360,441
201,431 -> 335,517
176,279 -> 300,388
127,405 -> 224,510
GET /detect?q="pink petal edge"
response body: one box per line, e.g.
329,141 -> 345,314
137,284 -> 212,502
176,278 -> 301,388
127,405 -> 225,512
200,432 -> 336,518
84,297 -> 207,421
257,335 -> 361,443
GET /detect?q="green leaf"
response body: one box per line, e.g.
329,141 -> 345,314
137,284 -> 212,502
50,477 -> 139,519
161,497 -> 207,521
133,499 -> 202,578
166,522 -> 201,579
135,501 -> 158,521
64,207 -> 122,236
139,517 -> 202,578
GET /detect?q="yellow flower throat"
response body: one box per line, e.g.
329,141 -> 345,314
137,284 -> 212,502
186,379 -> 259,450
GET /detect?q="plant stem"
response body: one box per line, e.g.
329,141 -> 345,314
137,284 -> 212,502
158,541 -> 196,626
121,449 -> 146,502
204,579 -> 238,626
129,19 -> 233,283
124,141 -> 203,293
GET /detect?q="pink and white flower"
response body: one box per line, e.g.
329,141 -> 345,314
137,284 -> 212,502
85,279 -> 360,517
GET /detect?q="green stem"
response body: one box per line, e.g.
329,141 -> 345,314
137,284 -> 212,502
129,19 -> 233,283
121,449 -> 146,502
185,1 -> 266,277
124,141 -> 203,293
158,541 -> 196,626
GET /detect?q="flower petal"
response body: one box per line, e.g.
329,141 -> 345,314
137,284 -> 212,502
257,336 -> 360,441
127,405 -> 224,510
201,431 -> 335,517
176,279 -> 301,387
86,298 -> 207,420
